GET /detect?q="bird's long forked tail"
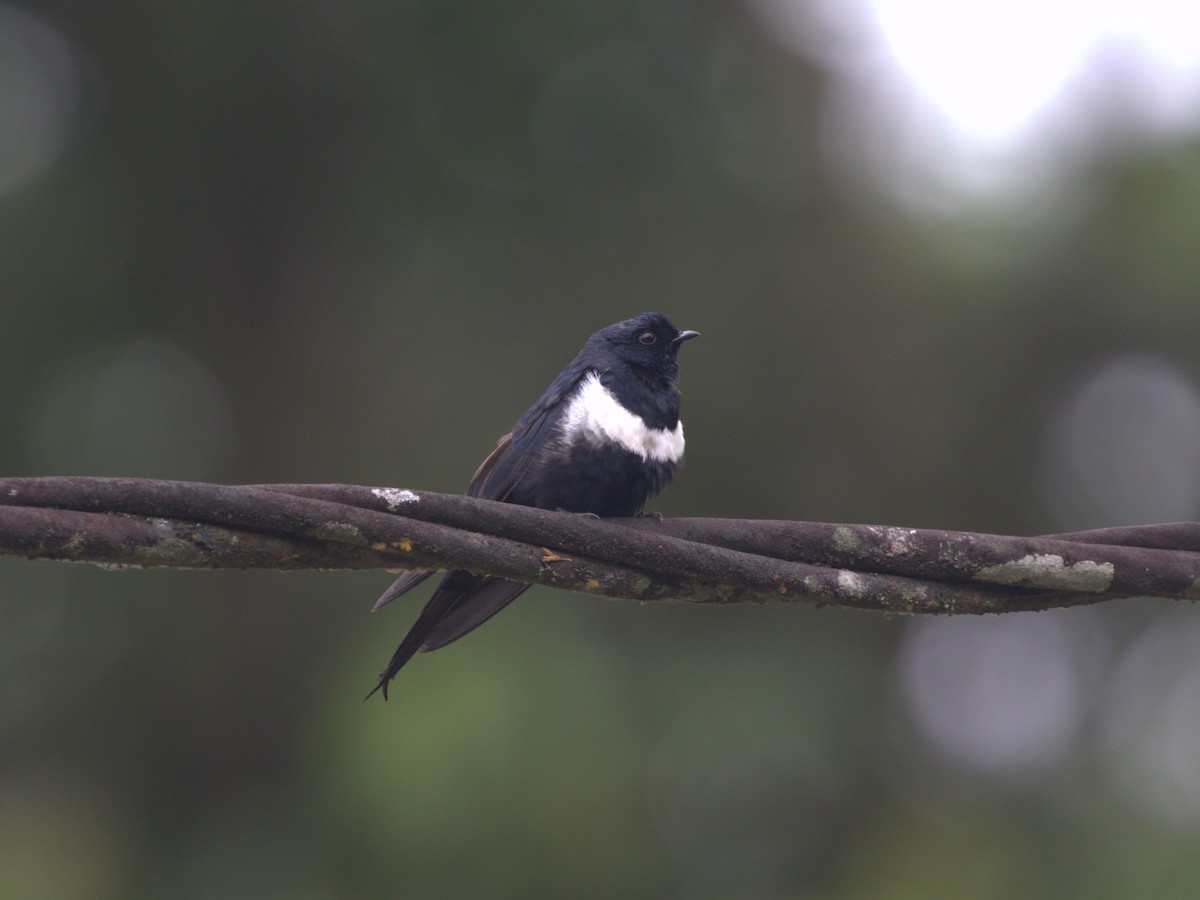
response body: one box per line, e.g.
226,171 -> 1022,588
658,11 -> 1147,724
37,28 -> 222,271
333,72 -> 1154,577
366,571 -> 532,700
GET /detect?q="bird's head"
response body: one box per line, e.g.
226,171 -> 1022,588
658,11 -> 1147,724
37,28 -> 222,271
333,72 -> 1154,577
591,312 -> 699,378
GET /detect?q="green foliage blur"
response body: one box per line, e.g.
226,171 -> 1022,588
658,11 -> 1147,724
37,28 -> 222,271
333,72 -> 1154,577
5,2 -> 1200,898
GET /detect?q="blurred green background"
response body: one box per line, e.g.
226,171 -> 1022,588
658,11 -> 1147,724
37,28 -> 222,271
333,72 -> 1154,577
5,1 -> 1200,897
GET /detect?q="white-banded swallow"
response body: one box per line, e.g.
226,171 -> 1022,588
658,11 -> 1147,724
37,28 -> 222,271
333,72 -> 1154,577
368,312 -> 698,699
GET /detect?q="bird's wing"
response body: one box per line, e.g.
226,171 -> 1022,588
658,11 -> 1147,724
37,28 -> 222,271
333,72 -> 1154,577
465,368 -> 588,501
464,431 -> 524,500
367,366 -> 593,698
364,424 -> 544,619
369,374 -> 579,613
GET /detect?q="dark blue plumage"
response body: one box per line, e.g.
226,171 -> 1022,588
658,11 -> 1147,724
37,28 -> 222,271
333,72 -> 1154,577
367,312 -> 698,699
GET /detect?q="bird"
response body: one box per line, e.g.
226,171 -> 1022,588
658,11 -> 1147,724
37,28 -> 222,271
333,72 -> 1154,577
367,312 -> 699,699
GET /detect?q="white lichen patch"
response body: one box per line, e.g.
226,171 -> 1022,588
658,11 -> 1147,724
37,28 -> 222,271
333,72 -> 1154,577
837,569 -> 867,597
833,526 -> 860,553
977,553 -> 1114,591
880,526 -> 918,556
372,487 -> 420,510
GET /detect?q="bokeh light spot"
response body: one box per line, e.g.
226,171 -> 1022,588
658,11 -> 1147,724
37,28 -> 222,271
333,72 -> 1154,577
0,4 -> 80,197
1103,613 -> 1200,825
899,611 -> 1094,776
1041,355 -> 1200,529
27,337 -> 237,479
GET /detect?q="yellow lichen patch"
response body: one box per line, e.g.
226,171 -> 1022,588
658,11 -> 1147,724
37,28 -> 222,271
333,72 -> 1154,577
394,537 -> 413,552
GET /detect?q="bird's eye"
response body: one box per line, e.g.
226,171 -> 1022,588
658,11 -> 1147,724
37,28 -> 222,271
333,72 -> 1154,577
638,331 -> 657,346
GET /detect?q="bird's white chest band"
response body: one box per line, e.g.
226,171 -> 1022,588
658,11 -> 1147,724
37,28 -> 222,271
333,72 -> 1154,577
561,372 -> 685,463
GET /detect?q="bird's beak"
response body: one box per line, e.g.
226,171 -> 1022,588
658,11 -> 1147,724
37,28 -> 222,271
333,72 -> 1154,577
674,330 -> 700,344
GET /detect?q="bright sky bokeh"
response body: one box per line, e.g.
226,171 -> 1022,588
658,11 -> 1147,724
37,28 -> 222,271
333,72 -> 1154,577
867,0 -> 1200,145
754,0 -> 1200,202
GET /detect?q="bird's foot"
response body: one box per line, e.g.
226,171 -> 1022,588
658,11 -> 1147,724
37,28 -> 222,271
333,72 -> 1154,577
638,510 -> 665,522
